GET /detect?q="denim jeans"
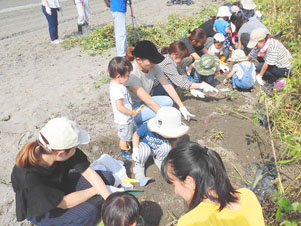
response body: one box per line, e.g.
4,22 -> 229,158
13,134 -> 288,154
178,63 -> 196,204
256,63 -> 290,81
133,96 -> 173,125
194,71 -> 215,85
112,11 -> 127,56
42,5 -> 58,41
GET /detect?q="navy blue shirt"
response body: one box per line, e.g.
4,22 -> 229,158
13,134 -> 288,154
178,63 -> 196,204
110,0 -> 127,12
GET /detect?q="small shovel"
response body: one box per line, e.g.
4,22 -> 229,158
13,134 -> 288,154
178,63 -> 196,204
123,177 -> 151,187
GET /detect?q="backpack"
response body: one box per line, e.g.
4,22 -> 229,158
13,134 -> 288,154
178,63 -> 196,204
232,63 -> 255,89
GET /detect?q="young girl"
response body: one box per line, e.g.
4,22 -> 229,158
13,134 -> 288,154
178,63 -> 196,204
161,142 -> 265,226
158,41 -> 218,98
11,117 -> 113,226
109,57 -> 138,160
230,11 -> 244,49
125,40 -> 195,125
132,107 -> 189,180
213,6 -> 232,51
247,28 -> 292,86
224,50 -> 256,90
101,192 -> 141,226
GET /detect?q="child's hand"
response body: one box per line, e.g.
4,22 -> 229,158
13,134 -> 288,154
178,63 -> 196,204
131,110 -> 139,118
220,51 -> 224,56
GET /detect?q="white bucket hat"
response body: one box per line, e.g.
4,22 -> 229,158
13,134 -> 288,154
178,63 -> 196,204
247,28 -> 268,49
213,33 -> 225,42
228,50 -> 248,62
216,6 -> 232,18
39,117 -> 90,150
147,107 -> 189,138
241,0 -> 256,10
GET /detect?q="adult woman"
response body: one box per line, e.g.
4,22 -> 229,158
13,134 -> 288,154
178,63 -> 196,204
125,40 -> 194,125
247,28 -> 292,85
11,117 -> 113,226
159,41 -> 218,98
161,142 -> 265,226
42,0 -> 62,44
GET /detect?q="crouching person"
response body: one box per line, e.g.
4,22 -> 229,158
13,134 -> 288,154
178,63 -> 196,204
11,117 -> 113,226
131,107 -> 189,180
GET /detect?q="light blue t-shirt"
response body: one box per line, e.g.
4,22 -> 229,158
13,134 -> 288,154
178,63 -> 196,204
137,123 -> 173,150
213,19 -> 230,36
110,0 -> 127,12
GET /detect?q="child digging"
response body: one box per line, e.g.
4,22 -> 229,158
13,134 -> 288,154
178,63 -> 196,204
131,107 -> 189,180
109,57 -> 138,160
223,50 -> 256,90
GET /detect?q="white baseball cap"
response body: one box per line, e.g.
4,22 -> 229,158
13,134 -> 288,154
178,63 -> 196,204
213,33 -> 226,42
216,6 -> 232,18
147,107 -> 189,138
247,28 -> 268,49
241,0 -> 256,10
39,117 -> 90,150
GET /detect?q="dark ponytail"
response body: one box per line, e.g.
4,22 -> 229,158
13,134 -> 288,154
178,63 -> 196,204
162,142 -> 238,211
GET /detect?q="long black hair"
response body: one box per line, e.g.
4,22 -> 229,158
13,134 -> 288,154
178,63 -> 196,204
161,142 -> 238,211
101,192 -> 141,226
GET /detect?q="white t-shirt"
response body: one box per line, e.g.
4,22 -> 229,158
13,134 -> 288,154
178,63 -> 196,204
125,60 -> 164,105
233,61 -> 256,81
209,44 -> 224,57
41,0 -> 60,8
109,82 -> 133,124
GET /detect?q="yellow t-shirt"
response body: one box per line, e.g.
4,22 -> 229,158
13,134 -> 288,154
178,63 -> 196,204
177,188 -> 265,226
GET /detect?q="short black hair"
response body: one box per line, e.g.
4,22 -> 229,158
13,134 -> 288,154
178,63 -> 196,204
101,192 -> 141,226
108,57 -> 133,78
161,142 -> 238,211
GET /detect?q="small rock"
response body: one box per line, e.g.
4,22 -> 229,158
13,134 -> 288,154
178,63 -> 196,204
0,113 -> 11,121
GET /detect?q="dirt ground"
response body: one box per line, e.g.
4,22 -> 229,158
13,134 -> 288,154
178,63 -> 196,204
0,0 -> 279,225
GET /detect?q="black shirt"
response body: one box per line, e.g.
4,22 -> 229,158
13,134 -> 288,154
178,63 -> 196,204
199,19 -> 215,38
11,148 -> 90,221
180,37 -> 204,57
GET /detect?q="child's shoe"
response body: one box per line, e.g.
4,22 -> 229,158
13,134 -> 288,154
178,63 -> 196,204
133,164 -> 146,180
120,145 -> 132,160
274,79 -> 287,88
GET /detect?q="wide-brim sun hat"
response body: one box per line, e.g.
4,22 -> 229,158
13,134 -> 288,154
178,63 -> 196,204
147,107 -> 189,138
195,54 -> 220,76
247,28 -> 268,49
228,49 -> 248,62
133,40 -> 165,64
241,0 -> 256,10
39,117 -> 90,150
216,6 -> 232,18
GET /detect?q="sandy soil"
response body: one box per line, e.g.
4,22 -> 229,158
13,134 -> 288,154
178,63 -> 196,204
0,0 -> 276,225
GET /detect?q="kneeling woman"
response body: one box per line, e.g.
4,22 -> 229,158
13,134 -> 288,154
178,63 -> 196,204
161,142 -> 265,226
125,40 -> 194,125
11,117 -> 113,226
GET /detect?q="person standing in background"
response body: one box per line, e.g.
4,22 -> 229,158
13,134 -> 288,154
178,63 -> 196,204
74,0 -> 90,35
111,0 -> 127,56
42,0 -> 62,44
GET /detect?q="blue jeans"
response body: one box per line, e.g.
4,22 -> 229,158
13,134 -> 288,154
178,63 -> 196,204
112,11 -> 127,56
194,71 -> 215,85
256,63 -> 290,81
28,170 -> 114,226
133,96 -> 173,125
42,6 -> 58,41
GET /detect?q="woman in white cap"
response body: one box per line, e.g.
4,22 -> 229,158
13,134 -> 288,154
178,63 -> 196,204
131,107 -> 189,180
125,40 -> 195,125
247,28 -> 292,86
161,141 -> 265,226
11,117 -> 113,226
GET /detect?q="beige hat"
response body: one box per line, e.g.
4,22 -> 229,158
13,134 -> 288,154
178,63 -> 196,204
228,50 -> 248,62
147,107 -> 189,138
216,6 -> 232,18
39,117 -> 90,150
247,28 -> 268,49
241,0 -> 256,10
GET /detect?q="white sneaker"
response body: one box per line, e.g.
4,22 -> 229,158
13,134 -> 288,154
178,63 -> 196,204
153,157 -> 163,171
51,39 -> 60,44
133,164 -> 146,180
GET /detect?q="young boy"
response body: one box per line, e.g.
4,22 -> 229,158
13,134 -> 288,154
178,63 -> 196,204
209,33 -> 230,62
131,107 -> 189,180
109,57 -> 138,160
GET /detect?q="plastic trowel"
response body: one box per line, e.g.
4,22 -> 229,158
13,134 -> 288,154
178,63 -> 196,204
123,177 -> 151,187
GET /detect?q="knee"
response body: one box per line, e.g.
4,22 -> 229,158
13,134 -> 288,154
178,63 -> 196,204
256,63 -> 264,73
160,96 -> 173,107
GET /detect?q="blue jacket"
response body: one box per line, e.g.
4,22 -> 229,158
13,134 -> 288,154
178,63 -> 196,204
110,0 -> 127,12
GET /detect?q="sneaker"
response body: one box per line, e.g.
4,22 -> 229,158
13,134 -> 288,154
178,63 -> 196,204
133,164 -> 146,180
153,157 -> 163,171
51,39 -> 62,44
